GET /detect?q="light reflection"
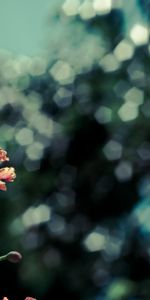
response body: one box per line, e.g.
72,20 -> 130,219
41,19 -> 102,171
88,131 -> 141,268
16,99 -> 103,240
138,176 -> 150,198
137,142 -> 150,161
14,55 -> 32,75
49,60 -> 75,84
103,235 -> 123,261
2,57 -> 20,81
0,54 -> 46,82
130,24 -> 149,46
53,87 -> 72,108
103,140 -> 122,160
106,279 -> 135,300
99,54 -> 120,73
62,0 -> 80,16
84,231 -> 107,252
15,74 -> 30,91
134,198 -> 150,233
0,86 -> 21,107
10,217 -> 25,236
84,228 -> 124,258
29,56 -> 47,76
118,102 -> 139,121
95,106 -> 112,124
124,87 -> 144,106
30,113 -> 54,137
114,39 -> 135,62
127,61 -> 145,83
49,215 -> 66,236
112,0 -> 122,9
0,125 -> 15,141
79,1 -> 96,20
16,128 -> 34,146
26,142 -> 44,160
93,0 -> 112,15
22,204 -> 51,228
115,161 -> 133,181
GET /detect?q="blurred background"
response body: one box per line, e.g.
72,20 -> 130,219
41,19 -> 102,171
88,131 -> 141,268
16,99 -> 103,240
0,0 -> 149,299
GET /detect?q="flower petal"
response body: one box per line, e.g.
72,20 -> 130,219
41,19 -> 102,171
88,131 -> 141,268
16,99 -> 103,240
0,167 -> 16,182
0,181 -> 6,191
0,149 -> 9,162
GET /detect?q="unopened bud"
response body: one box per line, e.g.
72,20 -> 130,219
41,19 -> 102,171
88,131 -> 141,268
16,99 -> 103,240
6,251 -> 22,263
25,298 -> 37,300
3,298 -> 36,300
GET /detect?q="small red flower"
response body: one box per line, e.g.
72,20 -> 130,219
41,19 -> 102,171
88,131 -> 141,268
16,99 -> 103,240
3,298 -> 36,300
0,149 -> 9,162
25,298 -> 36,300
0,149 -> 16,191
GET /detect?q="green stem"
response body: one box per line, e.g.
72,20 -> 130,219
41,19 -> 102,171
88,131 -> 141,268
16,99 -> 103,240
0,254 -> 8,261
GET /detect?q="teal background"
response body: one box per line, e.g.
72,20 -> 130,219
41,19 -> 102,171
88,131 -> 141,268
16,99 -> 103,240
0,0 -> 52,55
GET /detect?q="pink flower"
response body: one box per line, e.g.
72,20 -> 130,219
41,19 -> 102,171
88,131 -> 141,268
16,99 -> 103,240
0,151 -> 34,300
0,149 -> 9,162
0,167 -> 16,191
3,298 -> 36,300
0,149 -> 16,191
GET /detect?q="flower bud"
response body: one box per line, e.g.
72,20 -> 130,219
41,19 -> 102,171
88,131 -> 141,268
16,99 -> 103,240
3,298 -> 36,300
25,298 -> 37,300
6,251 -> 22,263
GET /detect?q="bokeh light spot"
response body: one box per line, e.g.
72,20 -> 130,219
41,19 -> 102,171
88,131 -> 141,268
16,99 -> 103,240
93,0 -> 112,15
95,106 -> 112,124
26,142 -> 44,160
114,39 -> 135,62
130,24 -> 149,46
84,231 -> 106,252
118,102 -> 139,121
103,140 -> 122,160
16,128 -> 34,146
100,54 -> 120,73
49,60 -> 75,84
62,0 -> 80,16
79,1 -> 96,20
115,161 -> 133,181
22,205 -> 51,228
